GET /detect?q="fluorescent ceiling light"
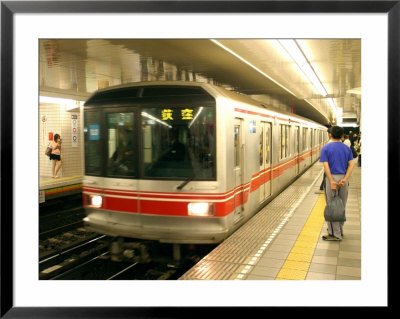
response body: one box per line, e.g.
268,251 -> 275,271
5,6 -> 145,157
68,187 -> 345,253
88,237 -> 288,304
326,98 -> 340,122
277,40 -> 327,97
210,39 -> 297,96
40,96 -> 78,111
326,98 -> 338,113
277,40 -> 342,123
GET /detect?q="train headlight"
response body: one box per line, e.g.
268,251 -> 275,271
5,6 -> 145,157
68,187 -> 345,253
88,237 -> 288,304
188,203 -> 214,217
89,195 -> 103,208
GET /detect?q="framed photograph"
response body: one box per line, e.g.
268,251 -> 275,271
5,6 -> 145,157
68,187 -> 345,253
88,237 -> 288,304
1,1 -> 395,317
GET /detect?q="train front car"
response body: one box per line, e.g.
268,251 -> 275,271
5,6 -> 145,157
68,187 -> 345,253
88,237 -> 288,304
82,82 -> 229,244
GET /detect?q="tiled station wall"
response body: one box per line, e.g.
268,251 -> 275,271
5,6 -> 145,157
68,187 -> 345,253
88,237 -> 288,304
39,103 -> 83,178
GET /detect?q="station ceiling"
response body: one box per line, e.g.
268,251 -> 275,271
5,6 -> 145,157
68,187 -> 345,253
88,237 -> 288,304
39,39 -> 361,126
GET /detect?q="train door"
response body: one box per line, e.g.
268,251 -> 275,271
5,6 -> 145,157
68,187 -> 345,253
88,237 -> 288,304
264,122 -> 272,198
103,108 -> 138,212
295,126 -> 299,175
259,121 -> 272,202
310,128 -> 314,162
233,118 -> 244,222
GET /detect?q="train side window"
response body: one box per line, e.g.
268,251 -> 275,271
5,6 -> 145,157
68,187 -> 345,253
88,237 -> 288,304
280,124 -> 290,159
84,111 -> 102,176
259,126 -> 263,166
310,128 -> 314,149
315,129 -> 317,146
265,125 -> 270,164
106,112 -> 136,177
234,125 -> 240,167
280,125 -> 284,159
310,129 -> 315,149
302,127 -> 308,151
286,125 -> 290,157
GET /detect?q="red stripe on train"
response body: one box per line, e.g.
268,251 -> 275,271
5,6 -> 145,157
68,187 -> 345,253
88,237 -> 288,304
83,147 -> 321,216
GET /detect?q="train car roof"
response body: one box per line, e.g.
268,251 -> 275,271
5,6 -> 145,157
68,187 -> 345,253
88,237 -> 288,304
85,81 -> 328,128
208,84 -> 327,128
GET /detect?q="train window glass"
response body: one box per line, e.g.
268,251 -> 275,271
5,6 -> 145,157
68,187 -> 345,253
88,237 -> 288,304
106,112 -> 136,177
280,124 -> 290,159
315,129 -> 317,145
141,106 -> 216,179
84,111 -> 102,175
280,125 -> 285,159
265,125 -> 270,164
310,129 -> 313,149
234,125 -> 240,167
302,127 -> 308,151
259,126 -> 263,166
286,125 -> 290,157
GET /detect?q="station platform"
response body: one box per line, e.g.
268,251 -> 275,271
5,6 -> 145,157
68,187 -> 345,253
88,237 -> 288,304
179,160 -> 361,280
39,175 -> 83,203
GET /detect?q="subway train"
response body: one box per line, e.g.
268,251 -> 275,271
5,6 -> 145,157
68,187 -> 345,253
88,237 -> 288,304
82,81 -> 328,244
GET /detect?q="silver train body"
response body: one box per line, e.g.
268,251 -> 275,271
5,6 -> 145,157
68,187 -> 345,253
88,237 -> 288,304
82,81 -> 328,244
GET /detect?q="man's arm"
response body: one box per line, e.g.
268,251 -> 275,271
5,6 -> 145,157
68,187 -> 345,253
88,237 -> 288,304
323,162 -> 338,190
338,160 -> 355,187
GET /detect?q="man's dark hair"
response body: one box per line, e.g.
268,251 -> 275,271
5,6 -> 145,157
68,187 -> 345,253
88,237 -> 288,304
331,126 -> 344,139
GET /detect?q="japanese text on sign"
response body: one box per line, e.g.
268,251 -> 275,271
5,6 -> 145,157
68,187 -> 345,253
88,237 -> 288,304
181,109 -> 194,120
161,109 -> 174,120
161,108 -> 194,121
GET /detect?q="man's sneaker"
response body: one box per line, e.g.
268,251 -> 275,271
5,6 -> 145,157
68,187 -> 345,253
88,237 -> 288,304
322,235 -> 342,241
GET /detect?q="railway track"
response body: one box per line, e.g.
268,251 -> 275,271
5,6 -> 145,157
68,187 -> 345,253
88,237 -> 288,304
39,234 -> 109,279
41,243 -> 190,280
39,198 -> 216,280
40,233 -> 214,280
39,206 -> 86,238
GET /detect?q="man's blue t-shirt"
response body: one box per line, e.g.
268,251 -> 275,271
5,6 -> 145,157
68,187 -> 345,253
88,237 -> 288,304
320,142 -> 353,174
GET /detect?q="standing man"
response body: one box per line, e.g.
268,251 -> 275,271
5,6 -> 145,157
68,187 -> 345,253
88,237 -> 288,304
319,126 -> 355,241
318,127 -> 332,191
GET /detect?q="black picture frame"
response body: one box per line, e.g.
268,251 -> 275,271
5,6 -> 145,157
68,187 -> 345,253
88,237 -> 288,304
1,1 -> 395,317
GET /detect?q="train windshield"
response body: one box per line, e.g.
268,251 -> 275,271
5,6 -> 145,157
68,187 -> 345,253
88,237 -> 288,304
84,85 -> 216,180
141,106 -> 216,180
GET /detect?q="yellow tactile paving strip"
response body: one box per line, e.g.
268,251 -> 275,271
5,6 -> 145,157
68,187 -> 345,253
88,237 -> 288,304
40,175 -> 82,185
276,194 -> 325,280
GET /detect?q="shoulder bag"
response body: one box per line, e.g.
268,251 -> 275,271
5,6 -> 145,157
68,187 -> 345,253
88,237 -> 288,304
324,190 -> 346,222
45,144 -> 52,157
